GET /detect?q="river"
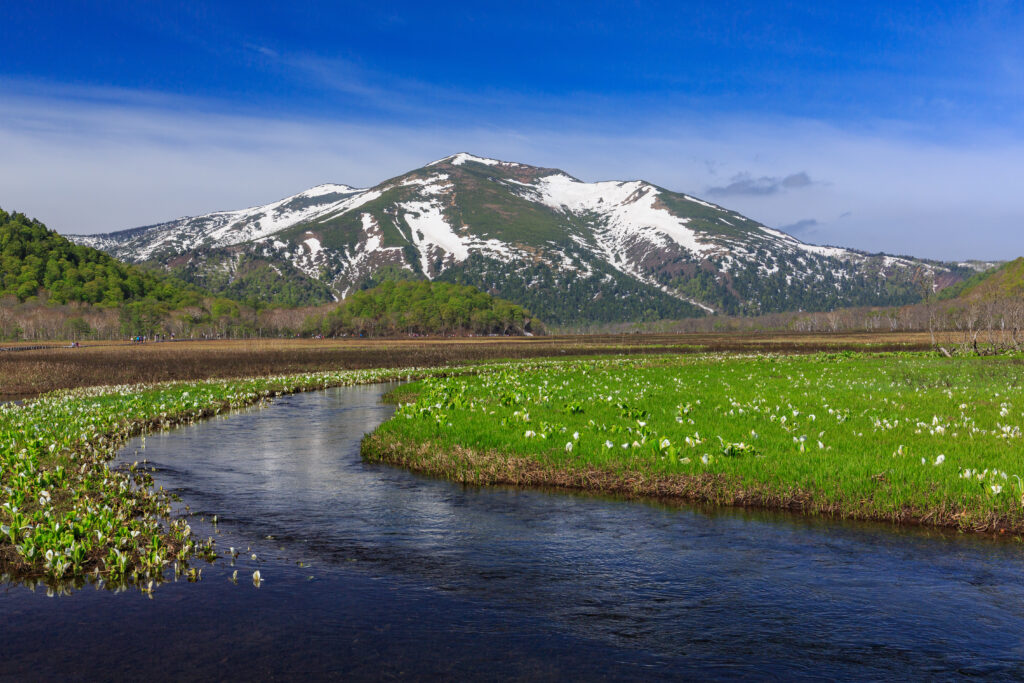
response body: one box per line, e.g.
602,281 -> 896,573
3,383 -> 1024,679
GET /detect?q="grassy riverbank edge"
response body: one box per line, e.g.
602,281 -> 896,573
360,432 -> 1021,536
361,353 -> 1024,538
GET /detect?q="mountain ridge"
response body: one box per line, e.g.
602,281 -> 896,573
68,153 -> 982,323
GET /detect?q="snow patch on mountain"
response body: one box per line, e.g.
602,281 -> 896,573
393,173 -> 451,194
401,201 -> 469,276
535,174 -> 712,256
196,184 -> 362,248
797,243 -> 853,259
72,183 -> 374,261
304,183 -> 358,197
304,237 -> 322,257
756,225 -> 856,261
313,189 -> 380,223
682,194 -> 719,210
427,153 -> 521,168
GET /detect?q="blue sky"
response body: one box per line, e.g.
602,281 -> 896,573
3,1 -> 1023,259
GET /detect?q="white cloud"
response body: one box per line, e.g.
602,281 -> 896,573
1,83 -> 1023,261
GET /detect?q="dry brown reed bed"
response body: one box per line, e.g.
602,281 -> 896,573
0,332 -> 936,400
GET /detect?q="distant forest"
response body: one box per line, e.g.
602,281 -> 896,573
303,280 -> 541,337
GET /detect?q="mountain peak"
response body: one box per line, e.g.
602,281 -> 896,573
426,152 -> 523,168
303,183 -> 360,195
66,155 -> 972,323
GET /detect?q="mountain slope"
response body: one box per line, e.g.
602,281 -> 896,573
70,153 -> 976,324
938,257 -> 1023,301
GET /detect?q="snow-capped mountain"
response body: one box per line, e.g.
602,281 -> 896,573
69,153 -> 972,323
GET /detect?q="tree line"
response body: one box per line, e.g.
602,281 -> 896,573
301,280 -> 541,337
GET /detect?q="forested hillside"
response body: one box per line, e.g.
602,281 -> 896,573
937,258 -> 1024,301
0,208 -> 200,306
304,280 -> 541,336
0,208 -> 312,341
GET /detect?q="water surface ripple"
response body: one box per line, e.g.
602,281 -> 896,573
3,384 -> 1024,679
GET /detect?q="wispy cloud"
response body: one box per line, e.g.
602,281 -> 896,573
777,218 -> 819,235
708,172 -> 816,197
244,43 -> 279,59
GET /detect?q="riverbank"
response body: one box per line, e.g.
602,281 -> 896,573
362,353 -> 1024,535
0,361 -> 536,585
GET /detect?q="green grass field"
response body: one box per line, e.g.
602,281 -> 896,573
364,352 -> 1024,533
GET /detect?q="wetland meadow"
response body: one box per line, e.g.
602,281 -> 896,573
4,338 -> 1024,677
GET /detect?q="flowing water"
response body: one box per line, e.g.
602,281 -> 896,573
3,384 -> 1024,680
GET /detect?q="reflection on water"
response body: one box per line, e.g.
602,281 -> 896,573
3,384 -> 1024,679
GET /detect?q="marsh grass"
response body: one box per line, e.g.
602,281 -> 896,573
364,352 -> 1024,534
0,333 -> 932,400
2,345 -> 994,593
0,361 -> 540,589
